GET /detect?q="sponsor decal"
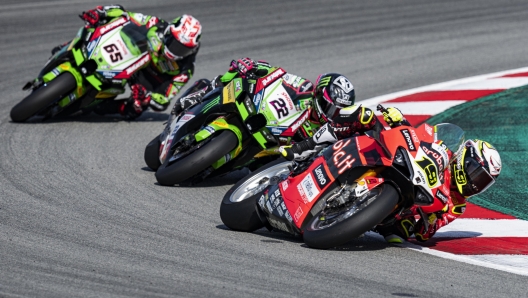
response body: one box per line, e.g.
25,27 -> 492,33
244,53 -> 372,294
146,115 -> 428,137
266,201 -> 273,213
436,189 -> 449,204
410,129 -> 420,143
284,211 -> 293,223
288,111 -> 309,132
281,180 -> 289,190
174,73 -> 189,83
301,82 -> 313,92
99,18 -> 127,35
293,77 -> 302,88
271,127 -> 285,135
425,123 -> 433,136
298,173 -> 320,203
261,68 -> 285,87
180,114 -> 195,121
235,80 -> 242,92
315,125 -> 327,139
125,54 -> 150,76
204,126 -> 215,134
331,139 -> 356,175
294,206 -> 304,222
312,164 -> 330,189
102,71 -> 117,78
52,69 -> 60,76
401,129 -> 416,151
333,76 -> 354,93
86,38 -> 99,54
253,91 -> 263,107
422,145 -> 447,172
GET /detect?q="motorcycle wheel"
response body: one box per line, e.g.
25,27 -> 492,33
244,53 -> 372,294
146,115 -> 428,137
220,159 -> 292,232
10,72 -> 77,122
155,130 -> 238,186
303,184 -> 398,249
144,134 -> 162,171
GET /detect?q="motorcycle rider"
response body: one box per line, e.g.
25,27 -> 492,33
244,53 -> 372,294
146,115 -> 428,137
171,57 -> 314,121
279,81 -> 502,244
70,5 -> 202,119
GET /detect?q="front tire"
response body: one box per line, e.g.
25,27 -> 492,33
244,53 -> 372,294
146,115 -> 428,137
144,134 -> 162,171
303,184 -> 398,249
220,159 -> 292,232
155,130 -> 238,186
10,72 -> 77,122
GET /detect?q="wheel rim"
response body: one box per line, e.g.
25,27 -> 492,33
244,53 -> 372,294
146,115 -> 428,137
308,187 -> 382,231
229,161 -> 292,203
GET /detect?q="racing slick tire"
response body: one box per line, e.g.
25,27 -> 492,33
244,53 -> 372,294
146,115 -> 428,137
155,130 -> 238,186
144,134 -> 162,171
10,72 -> 77,122
303,184 -> 399,249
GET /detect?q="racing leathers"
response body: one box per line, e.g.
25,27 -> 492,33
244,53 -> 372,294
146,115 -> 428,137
79,5 -> 198,119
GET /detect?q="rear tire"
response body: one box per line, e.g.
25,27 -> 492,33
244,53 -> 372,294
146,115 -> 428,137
220,159 -> 291,232
10,72 -> 77,122
155,130 -> 238,186
303,184 -> 398,249
144,134 -> 162,171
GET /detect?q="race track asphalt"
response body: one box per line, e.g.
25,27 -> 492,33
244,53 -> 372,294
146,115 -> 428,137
1,1 -> 528,297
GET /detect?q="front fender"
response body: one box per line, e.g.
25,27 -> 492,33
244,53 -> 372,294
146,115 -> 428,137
195,117 -> 243,169
42,62 -> 87,108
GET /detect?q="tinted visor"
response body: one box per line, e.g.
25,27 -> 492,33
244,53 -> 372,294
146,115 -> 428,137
462,157 -> 495,197
164,35 -> 195,60
316,92 -> 341,119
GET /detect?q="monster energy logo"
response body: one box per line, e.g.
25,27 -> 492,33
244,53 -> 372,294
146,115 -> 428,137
201,97 -> 220,113
317,76 -> 331,88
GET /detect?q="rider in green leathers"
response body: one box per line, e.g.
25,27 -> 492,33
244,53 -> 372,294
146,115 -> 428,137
73,5 -> 202,119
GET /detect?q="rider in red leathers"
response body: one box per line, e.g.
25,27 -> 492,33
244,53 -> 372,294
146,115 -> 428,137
279,76 -> 502,244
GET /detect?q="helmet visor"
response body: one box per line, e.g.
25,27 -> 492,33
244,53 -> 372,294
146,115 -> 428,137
316,94 -> 341,120
164,35 -> 195,60
462,156 -> 496,197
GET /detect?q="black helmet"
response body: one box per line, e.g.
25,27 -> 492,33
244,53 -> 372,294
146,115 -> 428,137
452,139 -> 502,197
313,73 -> 356,123
163,14 -> 202,61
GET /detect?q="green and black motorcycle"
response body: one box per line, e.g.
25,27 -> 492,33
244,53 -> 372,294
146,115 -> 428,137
10,16 -> 150,122
144,69 -> 320,186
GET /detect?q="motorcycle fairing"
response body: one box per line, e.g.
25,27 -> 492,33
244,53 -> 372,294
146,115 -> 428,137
257,185 -> 299,235
278,157 -> 336,228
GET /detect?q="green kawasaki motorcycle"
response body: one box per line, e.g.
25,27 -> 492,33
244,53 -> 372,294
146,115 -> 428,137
10,16 -> 149,122
144,69 -> 320,186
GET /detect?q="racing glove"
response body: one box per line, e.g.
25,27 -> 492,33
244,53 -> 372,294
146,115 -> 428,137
120,84 -> 150,120
171,89 -> 207,115
80,6 -> 106,27
279,145 -> 295,161
382,107 -> 405,127
229,57 -> 258,79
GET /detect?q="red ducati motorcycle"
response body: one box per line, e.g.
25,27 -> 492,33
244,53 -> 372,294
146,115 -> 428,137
220,105 -> 465,249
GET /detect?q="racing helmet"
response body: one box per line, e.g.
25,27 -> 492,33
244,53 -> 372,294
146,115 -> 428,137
452,139 -> 502,197
313,73 -> 356,123
163,14 -> 202,61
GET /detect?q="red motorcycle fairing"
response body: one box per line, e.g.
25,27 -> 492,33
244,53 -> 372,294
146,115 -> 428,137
258,122 -> 451,234
277,157 -> 336,229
